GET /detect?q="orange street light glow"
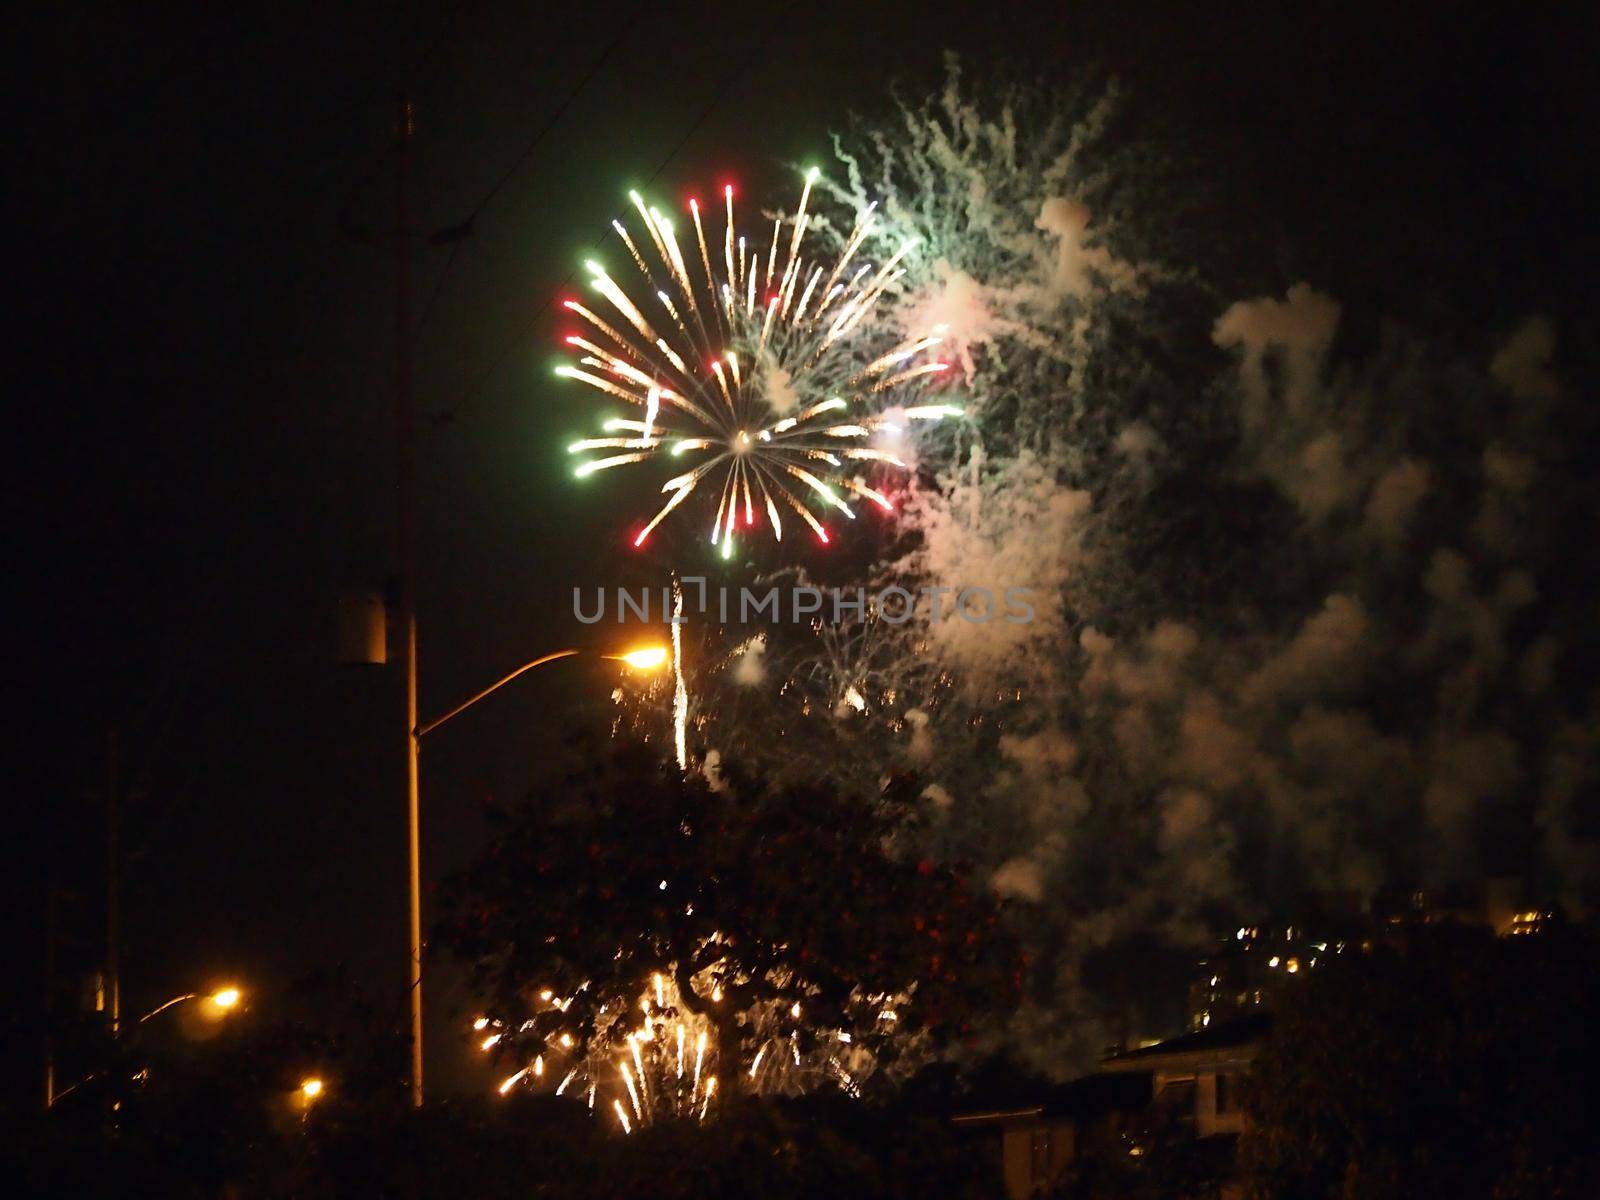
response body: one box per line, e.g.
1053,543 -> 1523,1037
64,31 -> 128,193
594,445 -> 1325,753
617,646 -> 668,670
300,1077 -> 324,1100
209,987 -> 241,1009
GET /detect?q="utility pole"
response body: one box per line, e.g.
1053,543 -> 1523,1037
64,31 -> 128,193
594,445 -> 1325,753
44,883 -> 59,1108
105,728 -> 120,1039
393,93 -> 424,1109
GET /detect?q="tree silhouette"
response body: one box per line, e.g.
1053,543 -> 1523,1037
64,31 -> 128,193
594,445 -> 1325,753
1240,924 -> 1600,1200
436,738 -> 1017,1111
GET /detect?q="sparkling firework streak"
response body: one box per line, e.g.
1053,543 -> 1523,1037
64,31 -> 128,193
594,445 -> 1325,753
611,609 -> 954,799
478,966 -> 918,1129
672,577 -> 688,770
561,171 -> 961,555
483,971 -> 728,1130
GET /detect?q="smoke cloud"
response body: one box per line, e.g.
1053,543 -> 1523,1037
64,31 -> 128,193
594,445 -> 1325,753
672,61 -> 1597,1076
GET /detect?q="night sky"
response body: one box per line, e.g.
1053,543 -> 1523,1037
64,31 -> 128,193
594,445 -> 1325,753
10,1 -> 1593,1106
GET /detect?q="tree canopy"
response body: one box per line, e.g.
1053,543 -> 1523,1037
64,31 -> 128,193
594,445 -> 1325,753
1239,924 -> 1600,1200
436,739 -> 1017,1115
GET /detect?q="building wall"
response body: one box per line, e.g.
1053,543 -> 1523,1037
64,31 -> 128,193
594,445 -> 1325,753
1000,1120 -> 1078,1200
1196,1070 -> 1246,1136
1153,1068 -> 1248,1137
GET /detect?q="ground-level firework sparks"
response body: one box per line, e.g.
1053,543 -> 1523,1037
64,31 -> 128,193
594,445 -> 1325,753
561,171 -> 962,555
476,964 -> 916,1130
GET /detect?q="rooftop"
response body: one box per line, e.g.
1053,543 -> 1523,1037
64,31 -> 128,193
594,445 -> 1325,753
1100,1012 -> 1274,1070
952,1068 -> 1152,1127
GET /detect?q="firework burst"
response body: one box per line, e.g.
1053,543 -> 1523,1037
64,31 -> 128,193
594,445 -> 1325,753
561,171 -> 962,556
479,967 -> 911,1130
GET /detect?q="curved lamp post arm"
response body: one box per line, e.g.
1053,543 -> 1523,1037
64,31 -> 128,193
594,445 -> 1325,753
137,993 -> 199,1023
137,986 -> 241,1024
47,988 -> 240,1106
414,649 -> 580,739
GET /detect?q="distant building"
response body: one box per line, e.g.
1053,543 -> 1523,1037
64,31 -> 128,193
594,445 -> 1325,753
1187,923 -> 1349,1030
1099,1012 -> 1271,1140
1503,906 -> 1561,936
952,1015 -> 1270,1199
951,1071 -> 1151,1199
1372,876 -> 1561,937
962,891 -> 1569,1198
1186,878 -> 1560,1028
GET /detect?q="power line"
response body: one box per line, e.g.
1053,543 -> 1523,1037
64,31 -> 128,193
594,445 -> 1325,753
413,6 -> 647,339
440,49 -> 752,424
465,12 -> 647,229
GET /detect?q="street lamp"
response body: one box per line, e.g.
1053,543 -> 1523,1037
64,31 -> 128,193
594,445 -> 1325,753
49,983 -> 245,1108
293,1075 -> 326,1118
404,644 -> 668,1105
615,646 -> 668,671
137,985 -> 245,1024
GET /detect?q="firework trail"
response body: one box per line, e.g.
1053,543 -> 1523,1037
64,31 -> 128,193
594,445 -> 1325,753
612,619 -> 779,770
561,172 -> 963,556
672,576 -> 688,769
478,969 -> 912,1129
479,974 -> 723,1127
610,604 -> 957,799
787,610 -> 944,721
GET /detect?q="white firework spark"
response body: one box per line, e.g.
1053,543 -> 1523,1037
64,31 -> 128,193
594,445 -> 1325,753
480,967 -> 914,1129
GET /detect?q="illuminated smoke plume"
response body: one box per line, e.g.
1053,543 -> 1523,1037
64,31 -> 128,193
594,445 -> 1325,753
645,60 -> 1600,1075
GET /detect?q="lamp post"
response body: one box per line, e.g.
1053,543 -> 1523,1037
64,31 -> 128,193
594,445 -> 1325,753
405,644 -> 667,1105
47,984 -> 244,1108
137,986 -> 243,1024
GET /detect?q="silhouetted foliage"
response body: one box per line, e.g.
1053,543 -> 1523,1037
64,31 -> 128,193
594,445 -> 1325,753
12,1072 -> 997,1198
8,975 -> 409,1198
1239,924 -> 1600,1200
436,738 -> 1017,1098
1050,1126 -> 1235,1200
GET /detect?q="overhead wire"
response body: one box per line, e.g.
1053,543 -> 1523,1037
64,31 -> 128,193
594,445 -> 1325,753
413,5 -> 648,341
441,20 -> 781,425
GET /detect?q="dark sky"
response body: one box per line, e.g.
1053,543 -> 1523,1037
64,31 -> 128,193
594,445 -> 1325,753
9,1 -> 1592,1105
